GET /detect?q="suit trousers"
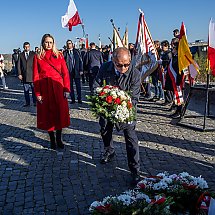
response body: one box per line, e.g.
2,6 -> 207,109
99,117 -> 140,174
70,76 -> 81,101
23,83 -> 36,105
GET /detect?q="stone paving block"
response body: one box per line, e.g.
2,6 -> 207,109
0,77 -> 214,214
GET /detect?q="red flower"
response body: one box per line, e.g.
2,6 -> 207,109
106,95 -> 113,104
151,197 -> 166,205
96,204 -> 111,213
103,85 -> 110,89
182,183 -> 197,189
99,92 -> 106,97
127,101 -> 132,109
155,197 -> 166,205
114,98 -> 121,105
138,183 -> 146,190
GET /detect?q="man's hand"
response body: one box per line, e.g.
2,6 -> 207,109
18,75 -> 22,80
64,92 -> 70,98
80,71 -> 84,76
37,96 -> 43,104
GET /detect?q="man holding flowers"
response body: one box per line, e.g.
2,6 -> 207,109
94,47 -> 141,184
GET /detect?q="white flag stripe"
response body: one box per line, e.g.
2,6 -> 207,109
61,0 -> 78,28
209,19 -> 215,49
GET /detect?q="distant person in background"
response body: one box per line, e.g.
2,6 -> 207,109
63,39 -> 83,104
80,43 -> 87,83
33,33 -> 70,150
173,29 -> 180,39
0,54 -> 8,90
84,42 -> 103,94
12,49 -> 19,76
35,47 -> 40,54
18,42 -> 36,107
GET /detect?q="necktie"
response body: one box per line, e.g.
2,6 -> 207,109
26,52 -> 29,59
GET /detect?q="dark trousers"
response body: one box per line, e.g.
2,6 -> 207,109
143,83 -> 151,98
70,77 -> 82,101
164,90 -> 174,103
23,83 -> 36,104
88,72 -> 97,94
99,118 -> 140,174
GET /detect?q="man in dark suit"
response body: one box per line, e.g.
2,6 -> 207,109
84,42 -> 103,94
18,42 -> 36,107
63,40 -> 83,104
94,47 -> 141,184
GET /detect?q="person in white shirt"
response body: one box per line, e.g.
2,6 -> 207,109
0,54 -> 8,90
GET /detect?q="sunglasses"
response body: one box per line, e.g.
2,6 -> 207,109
115,62 -> 130,68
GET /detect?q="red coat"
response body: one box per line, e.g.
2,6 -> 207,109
33,50 -> 70,131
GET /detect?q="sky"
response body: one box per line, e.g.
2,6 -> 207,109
1,0 -> 215,53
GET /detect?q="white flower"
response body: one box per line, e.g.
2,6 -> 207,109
135,192 -> 151,203
179,172 -> 190,178
169,174 -> 178,179
117,194 -> 135,206
194,176 -> 208,189
161,177 -> 173,184
96,87 -> 103,94
153,182 -> 168,190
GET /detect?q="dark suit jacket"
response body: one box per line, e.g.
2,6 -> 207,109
63,49 -> 83,78
84,49 -> 103,73
94,61 -> 141,107
18,51 -> 35,83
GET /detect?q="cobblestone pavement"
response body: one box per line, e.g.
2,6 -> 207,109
0,76 -> 215,215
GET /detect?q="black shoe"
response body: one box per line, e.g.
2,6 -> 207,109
23,103 -> 30,107
78,100 -> 82,104
100,151 -> 115,164
170,112 -> 181,119
57,141 -> 64,149
70,100 -> 76,104
131,172 -> 141,185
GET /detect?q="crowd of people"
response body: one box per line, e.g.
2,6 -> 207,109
0,28 -> 190,184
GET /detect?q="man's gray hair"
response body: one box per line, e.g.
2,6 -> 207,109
112,47 -> 131,60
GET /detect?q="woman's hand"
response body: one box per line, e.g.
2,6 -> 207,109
37,96 -> 43,104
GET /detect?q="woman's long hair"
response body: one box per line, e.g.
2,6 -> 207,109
37,34 -> 60,59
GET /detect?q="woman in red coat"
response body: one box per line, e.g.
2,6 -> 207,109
33,34 -> 70,150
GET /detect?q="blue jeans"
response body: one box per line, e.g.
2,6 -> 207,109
23,83 -> 36,104
151,72 -> 164,99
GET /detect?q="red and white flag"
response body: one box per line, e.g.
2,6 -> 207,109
61,0 -> 82,31
208,18 -> 215,76
135,9 -> 158,81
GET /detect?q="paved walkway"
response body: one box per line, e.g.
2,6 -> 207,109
0,76 -> 214,215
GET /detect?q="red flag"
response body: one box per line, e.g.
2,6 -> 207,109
208,19 -> 215,76
61,0 -> 82,31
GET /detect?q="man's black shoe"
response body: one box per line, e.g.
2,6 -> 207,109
78,100 -> 82,104
23,103 -> 30,107
100,151 -> 115,164
170,112 -> 181,119
70,100 -> 76,104
131,172 -> 141,185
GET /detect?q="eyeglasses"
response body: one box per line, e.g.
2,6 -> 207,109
115,62 -> 130,68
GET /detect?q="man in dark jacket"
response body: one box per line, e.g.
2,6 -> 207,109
64,40 -> 83,104
94,47 -> 141,184
18,42 -> 36,107
84,42 -> 103,94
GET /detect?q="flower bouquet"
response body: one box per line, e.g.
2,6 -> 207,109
89,190 -> 173,215
86,85 -> 136,123
137,172 -> 213,214
90,172 -> 215,215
